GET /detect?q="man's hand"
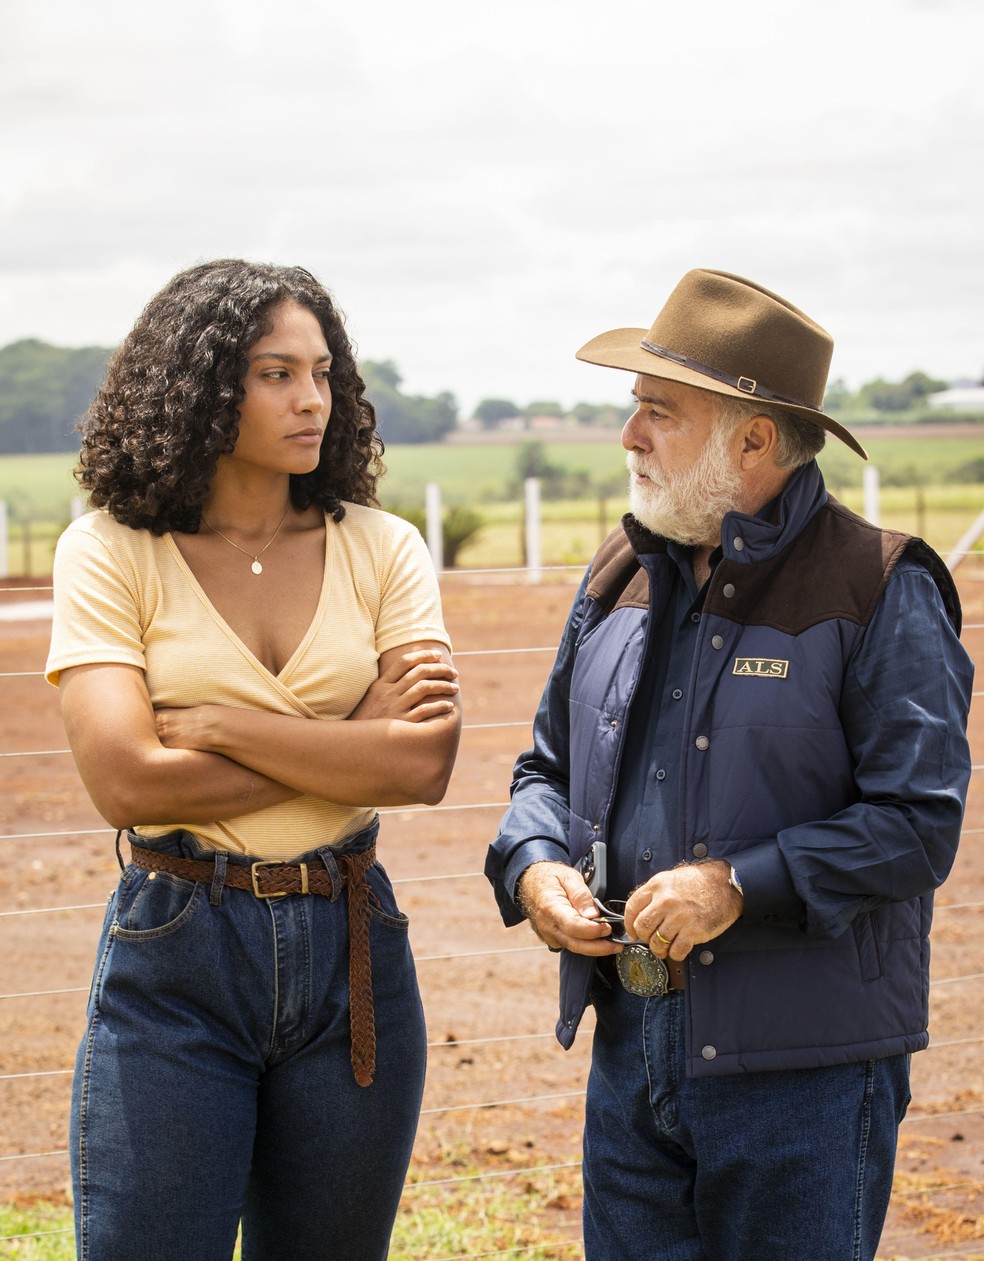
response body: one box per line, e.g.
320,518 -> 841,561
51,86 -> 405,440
623,860 -> 742,961
516,861 -> 621,956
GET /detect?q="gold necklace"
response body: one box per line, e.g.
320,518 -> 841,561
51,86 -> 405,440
201,505 -> 291,575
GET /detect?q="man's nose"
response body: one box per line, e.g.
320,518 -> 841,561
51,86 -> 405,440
621,406 -> 650,453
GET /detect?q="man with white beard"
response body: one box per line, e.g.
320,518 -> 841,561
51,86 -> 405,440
486,269 -> 974,1261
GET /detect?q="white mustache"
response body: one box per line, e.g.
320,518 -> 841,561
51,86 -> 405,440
626,453 -> 664,486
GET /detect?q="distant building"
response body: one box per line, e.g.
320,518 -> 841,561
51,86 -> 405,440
927,385 -> 984,411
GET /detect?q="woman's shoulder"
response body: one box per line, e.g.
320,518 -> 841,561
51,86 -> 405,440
59,509 -> 158,556
331,502 -> 424,547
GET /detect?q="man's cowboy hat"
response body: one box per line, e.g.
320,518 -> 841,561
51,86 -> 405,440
576,268 -> 867,460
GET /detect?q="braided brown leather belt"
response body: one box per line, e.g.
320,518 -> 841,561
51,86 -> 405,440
128,841 -> 379,1087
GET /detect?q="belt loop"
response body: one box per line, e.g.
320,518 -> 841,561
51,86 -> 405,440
317,846 -> 342,901
209,852 -> 228,906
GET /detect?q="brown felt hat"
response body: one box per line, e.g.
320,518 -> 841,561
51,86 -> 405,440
576,268 -> 867,459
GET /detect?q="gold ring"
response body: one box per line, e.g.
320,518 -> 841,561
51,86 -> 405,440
655,929 -> 672,946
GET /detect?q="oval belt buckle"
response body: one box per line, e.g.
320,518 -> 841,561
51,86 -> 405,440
616,943 -> 670,997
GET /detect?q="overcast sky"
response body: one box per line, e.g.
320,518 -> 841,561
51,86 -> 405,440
2,0 -> 982,414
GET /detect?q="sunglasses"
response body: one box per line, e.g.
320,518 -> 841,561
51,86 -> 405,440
591,897 -> 637,946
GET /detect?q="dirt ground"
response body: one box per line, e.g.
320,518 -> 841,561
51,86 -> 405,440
1,571 -> 982,1258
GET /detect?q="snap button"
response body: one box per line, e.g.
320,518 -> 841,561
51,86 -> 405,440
692,843 -> 708,858
593,823 -> 601,833
711,635 -> 724,650
733,537 -> 745,552
147,872 -> 157,881
699,950 -> 714,965
610,719 -> 618,729
722,583 -> 735,598
702,1045 -> 717,1060
695,736 -> 709,751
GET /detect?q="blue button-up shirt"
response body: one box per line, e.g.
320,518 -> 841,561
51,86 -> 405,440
607,540 -> 707,900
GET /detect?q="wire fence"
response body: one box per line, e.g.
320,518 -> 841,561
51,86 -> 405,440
1,560 -> 982,1259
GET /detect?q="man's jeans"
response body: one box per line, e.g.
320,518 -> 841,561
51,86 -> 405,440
583,975 -> 911,1261
70,823 -> 426,1261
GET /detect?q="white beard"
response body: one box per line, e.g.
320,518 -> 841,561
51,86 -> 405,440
627,422 -> 746,547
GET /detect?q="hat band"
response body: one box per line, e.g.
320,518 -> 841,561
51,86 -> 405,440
640,339 -> 819,412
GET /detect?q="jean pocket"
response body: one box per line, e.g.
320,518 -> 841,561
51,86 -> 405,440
113,869 -> 205,940
366,866 -> 410,931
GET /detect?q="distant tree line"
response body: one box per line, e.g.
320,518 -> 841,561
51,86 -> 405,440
0,340 -> 112,455
0,341 -> 458,454
472,397 -> 633,429
0,337 -> 980,456
824,371 -> 952,415
474,369 -> 984,430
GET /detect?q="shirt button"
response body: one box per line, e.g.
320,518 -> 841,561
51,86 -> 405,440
610,719 -> 618,729
692,843 -> 708,858
691,612 -> 700,623
695,736 -> 709,751
655,768 -> 666,781
733,537 -> 745,552
711,635 -> 724,650
702,1045 -> 717,1060
642,849 -> 652,861
722,583 -> 735,598
699,950 -> 714,965
593,823 -> 601,833
672,689 -> 683,700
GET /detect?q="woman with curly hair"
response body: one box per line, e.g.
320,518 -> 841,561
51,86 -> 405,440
46,259 -> 461,1261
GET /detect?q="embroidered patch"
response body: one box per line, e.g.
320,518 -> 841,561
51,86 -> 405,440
732,657 -> 789,679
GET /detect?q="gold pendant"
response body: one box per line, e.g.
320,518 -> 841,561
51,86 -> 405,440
251,561 -> 263,575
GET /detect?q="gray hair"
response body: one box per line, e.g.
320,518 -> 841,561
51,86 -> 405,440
716,397 -> 826,469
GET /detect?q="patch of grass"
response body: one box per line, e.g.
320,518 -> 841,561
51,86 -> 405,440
0,1200 -> 73,1259
0,1159 -> 582,1260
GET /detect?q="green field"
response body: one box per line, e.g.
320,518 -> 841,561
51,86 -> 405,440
0,429 -> 981,576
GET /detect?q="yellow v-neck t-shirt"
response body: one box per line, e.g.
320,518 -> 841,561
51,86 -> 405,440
46,504 -> 452,860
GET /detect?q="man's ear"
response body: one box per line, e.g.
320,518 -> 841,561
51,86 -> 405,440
738,414 -> 779,469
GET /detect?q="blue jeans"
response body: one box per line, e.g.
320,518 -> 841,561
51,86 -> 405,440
71,822 -> 426,1261
583,975 -> 911,1261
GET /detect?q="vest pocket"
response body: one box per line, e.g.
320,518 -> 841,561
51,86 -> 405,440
852,913 -> 883,981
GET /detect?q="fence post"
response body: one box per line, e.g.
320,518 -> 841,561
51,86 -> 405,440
863,465 -> 880,526
0,501 -> 7,580
425,482 -> 444,572
524,477 -> 542,583
946,505 -> 984,573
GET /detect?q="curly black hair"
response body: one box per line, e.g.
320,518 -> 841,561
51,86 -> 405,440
76,259 -> 384,533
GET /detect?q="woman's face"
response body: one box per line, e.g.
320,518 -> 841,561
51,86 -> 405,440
228,301 -> 332,477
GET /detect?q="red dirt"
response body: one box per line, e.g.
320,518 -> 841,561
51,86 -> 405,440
1,572 -> 982,1257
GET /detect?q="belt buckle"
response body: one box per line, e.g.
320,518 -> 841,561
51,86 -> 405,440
251,860 -> 291,899
616,943 -> 669,997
